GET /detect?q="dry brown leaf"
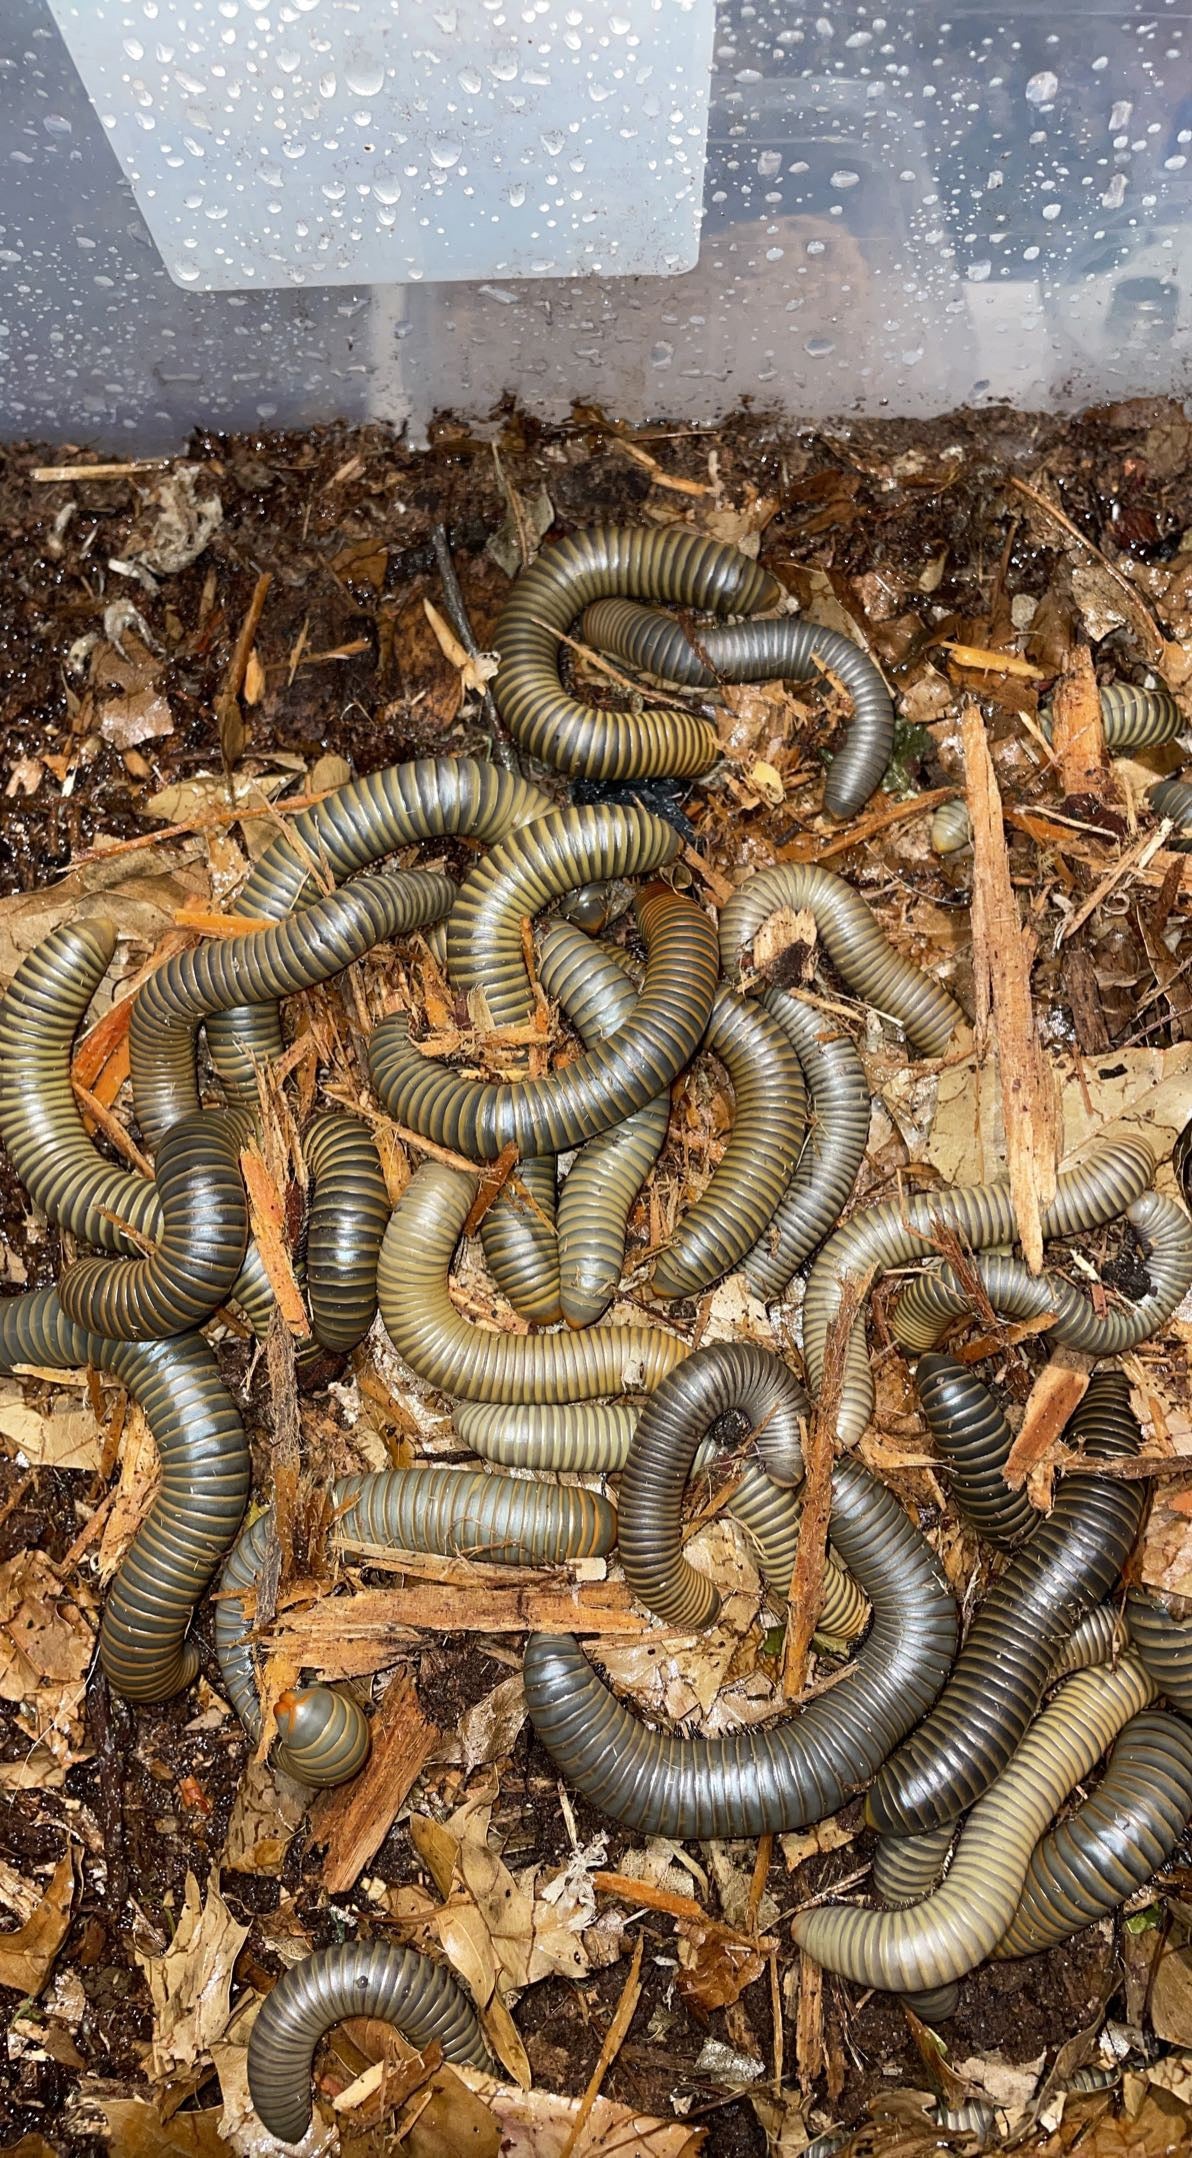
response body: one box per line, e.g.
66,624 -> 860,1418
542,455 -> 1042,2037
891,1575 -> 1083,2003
0,1382 -> 102,1471
456,1671 -> 527,1771
780,1817 -> 857,1872
136,1870 -> 250,2079
0,1852 -> 73,1998
462,2074 -> 705,2156
77,2099 -> 228,2156
1151,1940 -> 1192,2049
99,681 -> 175,751
221,1753 -> 309,1877
675,1922 -> 766,2017
0,842 -> 208,1000
0,1549 -> 94,1771
962,695 -> 1057,1268
423,597 -> 499,699
96,1401 -> 159,1582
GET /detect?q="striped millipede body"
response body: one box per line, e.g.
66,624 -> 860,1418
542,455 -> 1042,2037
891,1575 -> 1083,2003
930,799 -> 973,856
743,991 -> 871,1299
302,1112 -> 390,1353
130,867 -> 453,1147
1039,681 -> 1184,753
580,597 -> 896,819
58,1108 -> 250,1341
523,1453 -> 958,1838
995,1708 -> 1192,1958
617,1343 -> 809,1629
377,1161 -> 690,1402
891,1192 -> 1192,1359
247,1941 -> 495,2145
447,802 -> 679,1321
536,918 -> 670,1327
0,1287 -> 247,1701
492,524 -> 783,781
369,882 -> 719,1159
206,756 -> 556,1103
931,2100 -> 999,2144
866,1372 -> 1147,1835
719,860 -> 964,1059
1124,1588 -> 1192,1710
1148,775 -> 1192,851
218,1466 -> 615,1785
1052,1603 -> 1131,1679
871,1823 -> 955,1908
802,1132 -> 1158,1447
792,1655 -> 1157,1991
651,986 -> 807,1301
915,1352 -> 1037,1547
453,1392 -> 868,1648
445,800 -> 680,1028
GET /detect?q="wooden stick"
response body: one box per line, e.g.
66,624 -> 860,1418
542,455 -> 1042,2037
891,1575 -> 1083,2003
1008,474 -> 1166,664
31,460 -> 170,482
560,1935 -> 645,2158
69,1078 -> 153,1178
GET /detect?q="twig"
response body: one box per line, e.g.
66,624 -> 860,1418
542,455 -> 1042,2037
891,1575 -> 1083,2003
429,522 -> 520,773
1008,474 -> 1166,665
560,1934 -> 645,2158
1061,819 -> 1175,943
70,1078 -> 153,1177
216,570 -> 272,767
777,786 -> 953,864
31,459 -> 170,482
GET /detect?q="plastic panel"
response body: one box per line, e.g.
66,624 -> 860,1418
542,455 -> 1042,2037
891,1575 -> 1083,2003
3,1 -> 1192,448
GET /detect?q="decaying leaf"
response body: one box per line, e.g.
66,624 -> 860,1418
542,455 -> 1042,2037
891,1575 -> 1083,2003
96,1401 -> 160,1583
456,1670 -> 527,1772
0,842 -> 208,1001
75,2098 -> 228,2156
0,1852 -> 73,1999
0,1549 -> 94,1771
136,1870 -> 250,2079
222,1753 -> 309,1878
675,1922 -> 767,2017
0,1381 -> 102,1471
1150,1939 -> 1192,2049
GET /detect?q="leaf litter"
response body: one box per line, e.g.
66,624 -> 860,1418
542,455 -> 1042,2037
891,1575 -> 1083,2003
2,404 -> 1192,2156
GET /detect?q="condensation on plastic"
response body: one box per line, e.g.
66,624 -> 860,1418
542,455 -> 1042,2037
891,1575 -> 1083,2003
8,3 -> 1192,448
46,2 -> 716,291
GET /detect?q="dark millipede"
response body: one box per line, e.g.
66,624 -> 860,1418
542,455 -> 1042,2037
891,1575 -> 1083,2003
247,1941 -> 495,2145
0,1287 -> 248,1702
866,1372 -> 1148,1835
369,880 -> 720,1159
581,594 -> 896,818
492,523 -> 783,780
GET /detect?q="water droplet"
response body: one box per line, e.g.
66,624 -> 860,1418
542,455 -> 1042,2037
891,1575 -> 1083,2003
175,261 -> 201,283
276,50 -> 301,75
345,61 -> 385,97
321,179 -> 346,201
429,136 -> 461,168
43,113 -> 72,136
490,56 -> 518,81
757,149 -> 782,178
650,339 -> 674,366
967,258 -> 992,280
373,177 -> 401,205
1026,69 -> 1058,104
1109,99 -> 1133,132
318,69 -> 336,98
123,36 -> 145,59
830,168 -> 860,189
805,336 -> 834,356
507,180 -> 527,206
541,128 -> 564,154
1041,200 -> 1061,219
458,66 -> 483,93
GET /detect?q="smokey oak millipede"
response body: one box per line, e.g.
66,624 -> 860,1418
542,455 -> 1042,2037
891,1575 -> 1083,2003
523,1453 -> 957,1838
377,1160 -> 690,1403
581,595 -> 896,818
801,1132 -> 1158,1447
792,1655 -> 1158,1991
492,523 -> 782,781
915,1351 -> 1038,1548
247,1941 -> 495,2145
369,882 -> 719,1159
866,1371 -> 1148,1835
0,1287 -> 248,1702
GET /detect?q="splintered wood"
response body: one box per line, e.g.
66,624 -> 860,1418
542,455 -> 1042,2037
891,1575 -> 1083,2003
311,1670 -> 438,1894
961,696 -> 1058,1270
1049,640 -> 1107,797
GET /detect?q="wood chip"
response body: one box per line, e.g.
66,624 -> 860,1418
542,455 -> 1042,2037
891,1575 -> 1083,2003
238,1142 -> 310,1335
777,786 -> 953,864
312,1670 -> 438,1893
940,641 -> 1046,680
1004,1352 -> 1091,1487
1049,639 -> 1106,796
961,695 -> 1057,1269
270,1580 -> 646,1673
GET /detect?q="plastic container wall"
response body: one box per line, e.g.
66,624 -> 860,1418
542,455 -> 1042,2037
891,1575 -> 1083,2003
4,1 -> 1191,449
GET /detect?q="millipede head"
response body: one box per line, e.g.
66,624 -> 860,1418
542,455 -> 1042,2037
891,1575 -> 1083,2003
275,1684 -> 371,1787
